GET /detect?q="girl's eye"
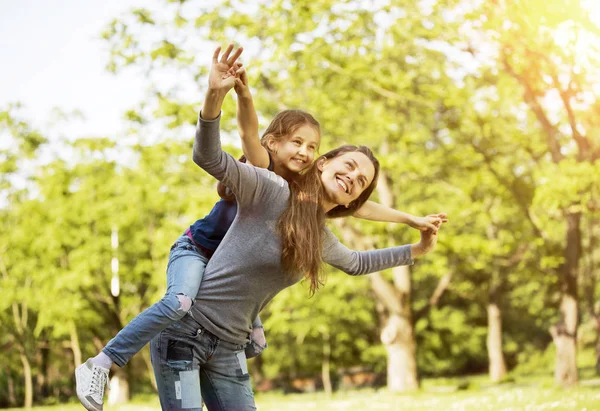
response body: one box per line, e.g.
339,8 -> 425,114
294,141 -> 301,146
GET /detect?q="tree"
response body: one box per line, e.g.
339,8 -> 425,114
474,0 -> 600,386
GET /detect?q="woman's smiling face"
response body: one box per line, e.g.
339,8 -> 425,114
318,151 -> 376,207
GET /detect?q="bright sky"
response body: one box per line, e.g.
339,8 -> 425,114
0,0 -> 148,138
2,0 -> 599,143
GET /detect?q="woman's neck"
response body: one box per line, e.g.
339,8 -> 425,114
320,197 -> 337,213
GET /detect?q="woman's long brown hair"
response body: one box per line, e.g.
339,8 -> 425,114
278,145 -> 380,295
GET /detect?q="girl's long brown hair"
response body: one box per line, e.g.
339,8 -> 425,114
278,145 -> 380,295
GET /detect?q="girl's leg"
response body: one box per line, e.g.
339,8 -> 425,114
76,236 -> 207,410
102,235 -> 208,366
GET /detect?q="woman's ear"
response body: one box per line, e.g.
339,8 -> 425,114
316,157 -> 327,171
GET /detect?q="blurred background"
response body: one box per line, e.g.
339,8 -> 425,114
1,0 -> 599,409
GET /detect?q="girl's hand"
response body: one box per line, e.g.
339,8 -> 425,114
245,326 -> 268,359
410,213 -> 448,232
208,44 -> 243,92
233,66 -> 252,99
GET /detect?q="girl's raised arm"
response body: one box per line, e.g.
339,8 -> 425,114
234,67 -> 271,168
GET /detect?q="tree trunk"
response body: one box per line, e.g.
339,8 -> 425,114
39,339 -> 51,398
552,293 -> 578,386
8,374 -> 16,407
141,347 -> 158,391
552,212 -> 581,387
70,321 -> 82,369
487,272 -> 506,382
321,330 -> 332,396
487,303 -> 507,382
373,266 -> 419,392
107,367 -> 129,405
20,353 -> 33,408
596,318 -> 600,376
381,313 -> 419,391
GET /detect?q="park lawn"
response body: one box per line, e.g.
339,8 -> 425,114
7,376 -> 600,411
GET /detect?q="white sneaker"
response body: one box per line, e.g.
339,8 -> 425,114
75,358 -> 110,411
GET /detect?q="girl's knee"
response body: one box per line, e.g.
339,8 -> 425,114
176,294 -> 193,313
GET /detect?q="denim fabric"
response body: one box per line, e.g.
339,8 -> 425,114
150,314 -> 256,411
103,235 -> 209,367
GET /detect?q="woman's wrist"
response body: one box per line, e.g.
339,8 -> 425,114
410,242 -> 425,258
202,90 -> 227,120
206,87 -> 229,100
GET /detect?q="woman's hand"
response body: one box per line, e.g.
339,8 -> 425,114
410,212 -> 449,232
202,44 -> 244,120
208,44 -> 244,93
411,219 -> 443,257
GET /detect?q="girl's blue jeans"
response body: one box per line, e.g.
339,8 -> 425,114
103,235 -> 209,367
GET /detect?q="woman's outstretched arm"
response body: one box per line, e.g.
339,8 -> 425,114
322,225 -> 440,276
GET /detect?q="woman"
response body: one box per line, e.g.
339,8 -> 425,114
149,45 -> 442,410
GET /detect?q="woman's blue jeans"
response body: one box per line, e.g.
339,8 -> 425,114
103,235 -> 208,367
150,314 -> 256,410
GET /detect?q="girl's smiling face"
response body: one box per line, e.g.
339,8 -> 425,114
268,125 -> 320,176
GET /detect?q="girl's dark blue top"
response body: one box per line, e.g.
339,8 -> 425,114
188,155 -> 274,251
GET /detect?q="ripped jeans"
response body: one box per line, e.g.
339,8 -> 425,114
150,314 -> 256,410
103,235 -> 209,367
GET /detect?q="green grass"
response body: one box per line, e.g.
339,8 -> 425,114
7,375 -> 600,411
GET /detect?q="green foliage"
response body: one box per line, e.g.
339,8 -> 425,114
260,269 -> 380,381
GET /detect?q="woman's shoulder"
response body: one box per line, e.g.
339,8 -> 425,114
254,167 -> 289,190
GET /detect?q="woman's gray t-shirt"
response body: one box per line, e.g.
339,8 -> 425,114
189,113 -> 413,345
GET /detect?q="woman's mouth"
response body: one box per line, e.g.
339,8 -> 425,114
336,176 -> 349,193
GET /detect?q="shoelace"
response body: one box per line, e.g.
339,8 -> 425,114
90,366 -> 109,397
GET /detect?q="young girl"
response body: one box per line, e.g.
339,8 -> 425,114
75,45 -> 445,411
148,44 -> 442,410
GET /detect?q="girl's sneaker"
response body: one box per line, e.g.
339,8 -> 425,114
75,359 -> 110,411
